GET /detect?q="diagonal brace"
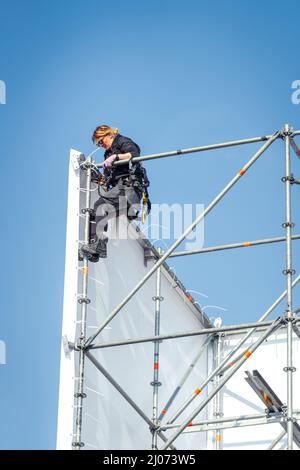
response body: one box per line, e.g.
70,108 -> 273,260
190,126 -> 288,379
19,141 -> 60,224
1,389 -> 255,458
85,351 -> 177,450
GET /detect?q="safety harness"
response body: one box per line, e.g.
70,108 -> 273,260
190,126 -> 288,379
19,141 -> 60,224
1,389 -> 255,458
91,162 -> 151,223
128,163 -> 151,223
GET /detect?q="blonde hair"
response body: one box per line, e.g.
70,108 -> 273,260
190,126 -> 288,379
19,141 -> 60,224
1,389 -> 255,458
92,125 -> 119,143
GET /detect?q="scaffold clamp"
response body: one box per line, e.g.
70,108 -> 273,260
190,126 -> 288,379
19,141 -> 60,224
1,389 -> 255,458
72,441 -> 85,448
281,175 -> 295,183
152,295 -> 164,301
283,366 -> 297,372
74,392 -> 87,398
150,380 -> 162,387
281,127 -> 293,138
282,221 -> 295,228
81,208 -> 95,216
78,297 -> 91,304
282,268 -> 296,275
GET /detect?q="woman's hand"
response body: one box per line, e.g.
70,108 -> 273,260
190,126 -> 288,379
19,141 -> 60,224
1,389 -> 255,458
103,154 -> 117,169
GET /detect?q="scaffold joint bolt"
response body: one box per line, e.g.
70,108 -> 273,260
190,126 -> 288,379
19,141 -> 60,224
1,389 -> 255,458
72,441 -> 85,448
74,392 -> 87,398
282,268 -> 296,275
152,295 -> 164,301
74,336 -> 86,351
78,297 -> 91,304
285,417 -> 297,423
281,127 -> 293,137
150,381 -> 162,387
282,221 -> 295,228
283,366 -> 296,372
281,175 -> 295,184
81,208 -> 95,216
281,315 -> 296,325
149,424 -> 158,432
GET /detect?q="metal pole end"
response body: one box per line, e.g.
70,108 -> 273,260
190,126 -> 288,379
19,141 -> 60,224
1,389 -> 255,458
282,124 -> 293,137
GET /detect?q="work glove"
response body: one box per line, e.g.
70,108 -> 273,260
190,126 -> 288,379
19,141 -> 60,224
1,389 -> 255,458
103,154 -> 117,169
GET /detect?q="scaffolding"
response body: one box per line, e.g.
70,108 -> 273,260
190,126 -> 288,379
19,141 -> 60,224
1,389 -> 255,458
61,124 -> 300,450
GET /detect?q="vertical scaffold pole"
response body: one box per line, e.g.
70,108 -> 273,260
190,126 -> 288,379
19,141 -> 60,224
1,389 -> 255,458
151,248 -> 163,449
213,330 -> 223,450
283,124 -> 295,450
73,157 -> 92,449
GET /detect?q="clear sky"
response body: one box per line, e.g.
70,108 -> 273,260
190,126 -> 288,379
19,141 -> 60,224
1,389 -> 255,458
0,0 -> 300,449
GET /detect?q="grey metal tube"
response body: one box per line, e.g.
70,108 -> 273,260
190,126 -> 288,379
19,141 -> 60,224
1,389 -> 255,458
160,410 -> 300,433
161,414 -> 295,434
267,430 -> 286,450
284,124 -> 294,450
214,333 -> 223,450
85,351 -> 177,450
96,133 -> 279,168
74,157 -> 92,450
167,274 -> 300,424
85,132 -> 279,348
161,318 -> 282,449
168,234 -> 300,259
88,320 -> 275,350
151,249 -> 162,450
160,411 -> 282,431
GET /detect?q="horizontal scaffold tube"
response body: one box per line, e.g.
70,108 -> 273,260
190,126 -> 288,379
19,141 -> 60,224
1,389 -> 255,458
169,234 -> 300,258
96,132 -> 283,167
88,319 -> 300,350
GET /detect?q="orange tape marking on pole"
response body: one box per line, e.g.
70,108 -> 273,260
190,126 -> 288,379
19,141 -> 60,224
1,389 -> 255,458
239,168 -> 246,176
215,434 -> 221,442
243,242 -> 251,247
244,350 -> 252,359
194,388 -> 202,395
154,362 -> 159,370
262,392 -> 273,407
82,266 -> 89,275
187,421 -> 193,427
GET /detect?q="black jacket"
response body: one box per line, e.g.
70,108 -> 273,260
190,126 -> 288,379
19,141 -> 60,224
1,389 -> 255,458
104,134 -> 141,179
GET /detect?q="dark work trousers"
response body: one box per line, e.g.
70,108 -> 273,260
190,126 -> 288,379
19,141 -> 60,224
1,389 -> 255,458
89,179 -> 141,242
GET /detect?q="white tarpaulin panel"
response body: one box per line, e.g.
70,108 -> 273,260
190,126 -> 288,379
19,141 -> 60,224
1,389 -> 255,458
57,152 -> 212,450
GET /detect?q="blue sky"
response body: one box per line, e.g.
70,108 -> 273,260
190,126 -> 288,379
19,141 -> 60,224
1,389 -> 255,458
0,0 -> 300,449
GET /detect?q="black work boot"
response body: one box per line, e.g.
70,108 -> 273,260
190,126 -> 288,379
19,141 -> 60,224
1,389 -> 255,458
80,235 -> 108,260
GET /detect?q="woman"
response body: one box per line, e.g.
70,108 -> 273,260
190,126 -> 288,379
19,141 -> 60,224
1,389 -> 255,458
79,125 -> 143,261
